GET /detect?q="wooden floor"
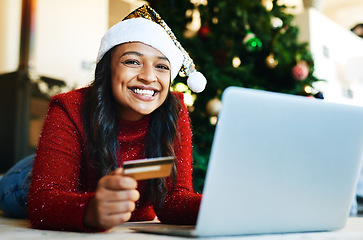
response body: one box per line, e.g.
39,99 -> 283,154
0,211 -> 363,240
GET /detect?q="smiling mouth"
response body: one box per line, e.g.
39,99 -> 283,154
130,88 -> 157,97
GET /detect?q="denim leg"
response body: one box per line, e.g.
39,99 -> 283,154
0,154 -> 35,218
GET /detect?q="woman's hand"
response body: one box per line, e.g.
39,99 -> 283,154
83,168 -> 140,229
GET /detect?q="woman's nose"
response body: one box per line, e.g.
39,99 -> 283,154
138,64 -> 157,83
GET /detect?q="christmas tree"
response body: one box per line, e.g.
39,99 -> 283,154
148,0 -> 321,192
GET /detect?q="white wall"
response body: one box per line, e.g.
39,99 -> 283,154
34,0 -> 108,88
295,8 -> 363,106
0,0 -> 22,74
323,0 -> 363,29
332,5 -> 363,30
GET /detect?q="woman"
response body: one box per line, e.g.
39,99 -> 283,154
0,4 -> 207,232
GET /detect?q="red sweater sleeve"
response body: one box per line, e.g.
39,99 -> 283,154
28,91 -> 100,232
155,92 -> 202,224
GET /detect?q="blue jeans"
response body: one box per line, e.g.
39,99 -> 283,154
0,155 -> 34,218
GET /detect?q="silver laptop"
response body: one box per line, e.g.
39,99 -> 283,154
132,86 -> 363,237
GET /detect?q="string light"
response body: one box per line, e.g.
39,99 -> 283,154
232,56 -> 241,68
173,83 -> 196,106
304,85 -> 312,94
184,91 -> 196,106
209,116 -> 218,125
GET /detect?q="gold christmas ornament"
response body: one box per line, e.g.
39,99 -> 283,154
206,98 -> 222,116
271,17 -> 283,28
266,53 -> 278,69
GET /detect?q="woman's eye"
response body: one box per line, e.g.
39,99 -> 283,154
123,60 -> 139,65
156,64 -> 170,70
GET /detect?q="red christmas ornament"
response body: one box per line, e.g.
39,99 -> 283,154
292,60 -> 309,81
198,25 -> 210,39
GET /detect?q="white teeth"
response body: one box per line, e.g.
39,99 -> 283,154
132,88 -> 155,97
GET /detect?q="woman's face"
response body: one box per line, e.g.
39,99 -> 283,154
111,42 -> 171,121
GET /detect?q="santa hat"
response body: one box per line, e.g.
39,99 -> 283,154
97,4 -> 206,93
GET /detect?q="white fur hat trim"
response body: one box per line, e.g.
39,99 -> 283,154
97,18 -> 184,81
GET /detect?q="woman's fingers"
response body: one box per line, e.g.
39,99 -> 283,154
97,211 -> 132,229
95,188 -> 140,202
84,193 -> 137,229
98,170 -> 137,191
109,167 -> 124,176
92,196 -> 136,229
96,172 -> 140,202
98,200 -> 136,214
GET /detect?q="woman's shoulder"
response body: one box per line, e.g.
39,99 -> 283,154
44,87 -> 92,133
50,86 -> 91,106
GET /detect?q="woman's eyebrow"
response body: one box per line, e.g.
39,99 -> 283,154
158,56 -> 169,62
120,51 -> 143,58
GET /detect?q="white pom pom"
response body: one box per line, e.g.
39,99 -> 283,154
187,71 -> 207,93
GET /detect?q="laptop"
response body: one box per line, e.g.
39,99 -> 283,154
132,86 -> 363,237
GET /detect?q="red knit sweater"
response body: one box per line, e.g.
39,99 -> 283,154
28,87 -> 201,232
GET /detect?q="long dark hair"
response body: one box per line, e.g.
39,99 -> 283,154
145,90 -> 180,208
82,47 -> 180,207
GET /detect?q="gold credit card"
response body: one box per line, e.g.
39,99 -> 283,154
123,156 -> 174,180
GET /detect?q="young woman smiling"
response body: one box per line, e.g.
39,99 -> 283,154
0,4 -> 207,232
111,42 -> 171,121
